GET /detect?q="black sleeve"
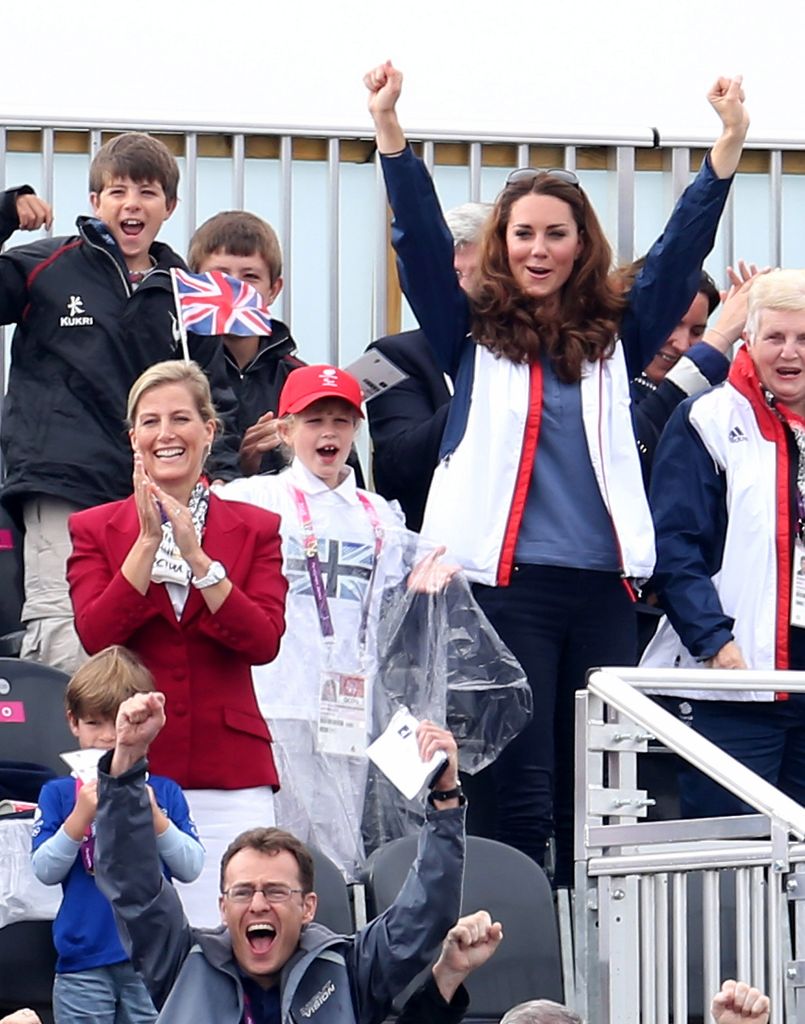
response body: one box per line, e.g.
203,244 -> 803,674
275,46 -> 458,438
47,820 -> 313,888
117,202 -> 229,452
187,332 -> 242,482
366,338 -> 451,531
632,380 -> 687,487
396,975 -> 469,1024
0,185 -> 34,244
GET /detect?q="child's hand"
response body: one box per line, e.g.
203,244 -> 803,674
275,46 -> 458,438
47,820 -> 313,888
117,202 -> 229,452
146,784 -> 170,836
64,779 -> 98,840
75,779 -> 98,820
239,411 -> 283,475
407,547 -> 461,594
15,192 -> 52,231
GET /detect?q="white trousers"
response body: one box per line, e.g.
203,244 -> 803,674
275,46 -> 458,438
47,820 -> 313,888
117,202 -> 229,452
174,786 -> 275,928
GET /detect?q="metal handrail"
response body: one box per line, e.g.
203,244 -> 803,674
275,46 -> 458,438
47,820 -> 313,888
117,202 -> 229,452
2,113 -> 805,151
596,666 -> 805,691
586,669 -> 805,838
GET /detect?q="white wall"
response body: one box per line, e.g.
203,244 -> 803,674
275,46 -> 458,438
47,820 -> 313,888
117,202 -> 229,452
2,0 -> 801,144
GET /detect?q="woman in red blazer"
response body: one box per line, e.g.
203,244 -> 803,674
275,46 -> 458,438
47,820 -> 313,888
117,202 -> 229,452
67,359 -> 287,924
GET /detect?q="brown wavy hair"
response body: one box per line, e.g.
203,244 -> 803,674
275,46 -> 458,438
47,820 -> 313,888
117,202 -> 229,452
469,174 -> 626,382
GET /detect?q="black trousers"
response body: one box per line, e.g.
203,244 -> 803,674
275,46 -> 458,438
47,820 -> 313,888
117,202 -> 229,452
474,563 -> 637,886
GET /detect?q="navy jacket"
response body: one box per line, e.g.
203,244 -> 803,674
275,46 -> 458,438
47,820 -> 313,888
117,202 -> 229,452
366,329 -> 451,531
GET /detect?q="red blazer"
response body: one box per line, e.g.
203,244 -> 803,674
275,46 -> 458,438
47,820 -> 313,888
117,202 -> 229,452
67,493 -> 287,790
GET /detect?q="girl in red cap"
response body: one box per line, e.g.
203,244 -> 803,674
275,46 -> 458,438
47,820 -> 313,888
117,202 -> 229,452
218,364 -> 455,877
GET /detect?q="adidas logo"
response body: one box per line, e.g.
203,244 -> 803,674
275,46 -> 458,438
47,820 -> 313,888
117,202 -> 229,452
60,294 -> 94,328
728,426 -> 747,443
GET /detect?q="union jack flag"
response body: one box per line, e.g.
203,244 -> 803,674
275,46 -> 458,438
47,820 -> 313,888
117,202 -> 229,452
171,269 -> 273,337
285,536 -> 374,602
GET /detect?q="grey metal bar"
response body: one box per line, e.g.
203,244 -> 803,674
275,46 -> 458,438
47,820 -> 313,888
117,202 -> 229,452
422,141 -> 435,176
0,113 -> 665,148
702,871 -> 720,1024
655,874 -> 669,1024
751,867 -> 766,991
587,814 -> 771,847
563,145 -> 577,173
794,864 -> 805,1023
640,875 -> 656,1023
184,132 -> 198,240
669,147 -> 691,202
42,127 -> 54,235
232,133 -> 245,210
720,186 -> 736,281
672,873 -> 688,1024
327,137 -> 340,365
89,129 -> 102,160
769,149 -> 783,270
736,867 -> 752,982
279,136 -> 293,321
516,143 -> 529,170
468,142 -> 482,202
611,147 -> 636,265
4,113 -> 801,151
596,667 -> 805,690
769,874 -> 783,1024
555,886 -> 576,1010
372,153 -> 388,341
588,844 -> 805,876
600,875 -> 641,1024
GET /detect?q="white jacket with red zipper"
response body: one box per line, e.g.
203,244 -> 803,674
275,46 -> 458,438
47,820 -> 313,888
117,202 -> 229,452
642,345 -> 796,700
421,340 -> 655,585
380,145 -> 734,587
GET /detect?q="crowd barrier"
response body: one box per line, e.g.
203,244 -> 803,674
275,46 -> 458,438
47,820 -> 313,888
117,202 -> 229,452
574,668 -> 805,1024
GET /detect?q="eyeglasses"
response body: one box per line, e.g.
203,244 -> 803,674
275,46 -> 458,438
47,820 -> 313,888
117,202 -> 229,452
505,167 -> 580,188
222,883 -> 305,904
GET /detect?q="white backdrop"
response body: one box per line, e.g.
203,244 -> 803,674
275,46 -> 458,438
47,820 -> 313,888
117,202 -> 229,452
1,0 -> 800,144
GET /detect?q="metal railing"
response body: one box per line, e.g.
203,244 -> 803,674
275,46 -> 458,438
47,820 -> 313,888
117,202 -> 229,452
574,668 -> 805,1024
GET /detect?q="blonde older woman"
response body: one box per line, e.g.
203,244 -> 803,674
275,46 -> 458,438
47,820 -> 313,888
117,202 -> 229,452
645,270 -> 805,816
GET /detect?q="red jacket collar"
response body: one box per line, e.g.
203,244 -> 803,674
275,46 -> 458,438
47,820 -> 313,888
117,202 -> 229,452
728,345 -> 788,443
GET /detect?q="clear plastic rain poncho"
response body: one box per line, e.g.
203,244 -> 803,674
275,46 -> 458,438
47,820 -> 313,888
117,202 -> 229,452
219,459 -> 532,879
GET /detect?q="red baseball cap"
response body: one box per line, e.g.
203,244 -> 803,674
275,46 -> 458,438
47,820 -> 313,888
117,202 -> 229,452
278,365 -> 365,418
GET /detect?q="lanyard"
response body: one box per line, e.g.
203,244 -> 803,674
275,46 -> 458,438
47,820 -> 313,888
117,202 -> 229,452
291,487 -> 384,651
242,991 -> 255,1024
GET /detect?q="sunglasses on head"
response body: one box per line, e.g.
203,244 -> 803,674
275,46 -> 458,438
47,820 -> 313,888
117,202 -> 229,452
505,167 -> 580,188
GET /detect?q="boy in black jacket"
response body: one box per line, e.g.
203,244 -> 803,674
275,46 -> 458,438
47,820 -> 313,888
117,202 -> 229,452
0,132 -> 240,673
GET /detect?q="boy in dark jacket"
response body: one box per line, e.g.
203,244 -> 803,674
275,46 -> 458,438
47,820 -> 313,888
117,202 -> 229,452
188,211 -> 364,484
0,133 -> 240,673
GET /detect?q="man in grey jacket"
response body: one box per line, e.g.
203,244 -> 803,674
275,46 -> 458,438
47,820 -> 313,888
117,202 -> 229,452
94,691 -> 465,1024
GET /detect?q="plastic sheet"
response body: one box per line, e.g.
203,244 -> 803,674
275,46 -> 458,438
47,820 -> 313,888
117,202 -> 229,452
253,515 -> 531,880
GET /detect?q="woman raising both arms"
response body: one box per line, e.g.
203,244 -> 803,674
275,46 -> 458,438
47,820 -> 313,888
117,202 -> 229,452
364,61 -> 748,885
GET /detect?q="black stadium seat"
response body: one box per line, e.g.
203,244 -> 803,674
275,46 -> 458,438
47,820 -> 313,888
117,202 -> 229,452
0,657 -> 73,779
363,834 -> 563,1022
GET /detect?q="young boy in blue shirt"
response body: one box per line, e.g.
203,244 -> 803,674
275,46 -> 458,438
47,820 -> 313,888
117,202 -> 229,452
31,645 -> 204,1024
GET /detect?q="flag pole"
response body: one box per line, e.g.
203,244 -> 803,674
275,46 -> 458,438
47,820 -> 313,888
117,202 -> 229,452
170,268 -> 191,363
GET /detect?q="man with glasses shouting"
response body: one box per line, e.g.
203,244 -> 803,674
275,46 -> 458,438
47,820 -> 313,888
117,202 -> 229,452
93,691 -> 465,1024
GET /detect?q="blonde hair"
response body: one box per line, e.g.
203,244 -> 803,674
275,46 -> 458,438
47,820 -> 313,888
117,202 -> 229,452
277,397 -> 360,461
126,359 -> 218,430
66,646 -> 155,721
746,270 -> 805,342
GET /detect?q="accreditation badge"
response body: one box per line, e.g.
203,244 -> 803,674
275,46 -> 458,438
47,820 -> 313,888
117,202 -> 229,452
317,670 -> 368,756
791,537 -> 805,628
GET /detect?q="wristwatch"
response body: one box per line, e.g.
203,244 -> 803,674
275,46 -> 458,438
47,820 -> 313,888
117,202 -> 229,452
427,784 -> 466,808
191,560 -> 227,589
